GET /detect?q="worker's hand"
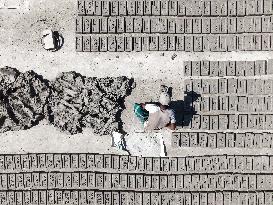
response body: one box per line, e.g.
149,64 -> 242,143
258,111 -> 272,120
166,123 -> 176,131
140,103 -> 145,109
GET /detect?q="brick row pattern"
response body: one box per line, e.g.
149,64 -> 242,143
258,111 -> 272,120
0,152 -> 273,204
76,16 -> 273,34
0,190 -> 273,205
185,78 -> 273,95
76,33 -> 273,52
184,60 -> 273,76
172,132 -> 273,148
182,114 -> 273,130
0,172 -> 273,191
190,96 -> 273,113
77,0 -> 273,17
76,0 -> 273,52
177,60 -> 273,148
1,154 -> 273,174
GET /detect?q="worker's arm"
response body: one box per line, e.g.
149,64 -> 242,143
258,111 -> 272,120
167,123 -> 176,130
140,103 -> 146,109
167,109 -> 176,130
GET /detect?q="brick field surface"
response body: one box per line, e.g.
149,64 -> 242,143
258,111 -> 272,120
1,0 -> 273,204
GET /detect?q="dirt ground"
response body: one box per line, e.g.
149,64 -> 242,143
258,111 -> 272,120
1,0 -> 273,156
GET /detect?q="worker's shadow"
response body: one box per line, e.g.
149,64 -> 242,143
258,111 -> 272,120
53,31 -> 64,51
170,90 -> 201,127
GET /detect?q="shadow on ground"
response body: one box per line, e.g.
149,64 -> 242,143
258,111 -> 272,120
53,31 -> 64,51
170,91 -> 201,127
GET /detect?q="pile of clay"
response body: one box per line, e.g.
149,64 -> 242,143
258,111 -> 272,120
0,67 -> 134,135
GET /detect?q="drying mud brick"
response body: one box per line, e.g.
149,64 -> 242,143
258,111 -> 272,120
76,0 -> 273,52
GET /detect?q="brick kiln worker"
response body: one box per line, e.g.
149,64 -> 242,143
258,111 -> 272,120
134,92 -> 176,131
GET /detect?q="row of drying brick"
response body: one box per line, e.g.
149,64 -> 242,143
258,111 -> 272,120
0,190 -> 272,205
183,114 -> 273,130
184,60 -> 273,76
1,154 -> 273,174
76,16 -> 273,34
184,79 -> 273,95
172,132 -> 273,148
0,172 -> 272,192
76,34 -> 273,52
190,96 -> 273,113
77,0 -> 273,17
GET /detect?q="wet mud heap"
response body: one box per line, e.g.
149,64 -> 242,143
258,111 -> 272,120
82,75 -> 132,135
0,67 -> 50,132
46,72 -> 85,135
0,68 -> 133,135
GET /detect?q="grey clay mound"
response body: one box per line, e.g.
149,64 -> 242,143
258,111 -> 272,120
0,67 -> 134,135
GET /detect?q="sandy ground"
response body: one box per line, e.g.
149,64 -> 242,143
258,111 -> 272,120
1,0 -> 273,156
